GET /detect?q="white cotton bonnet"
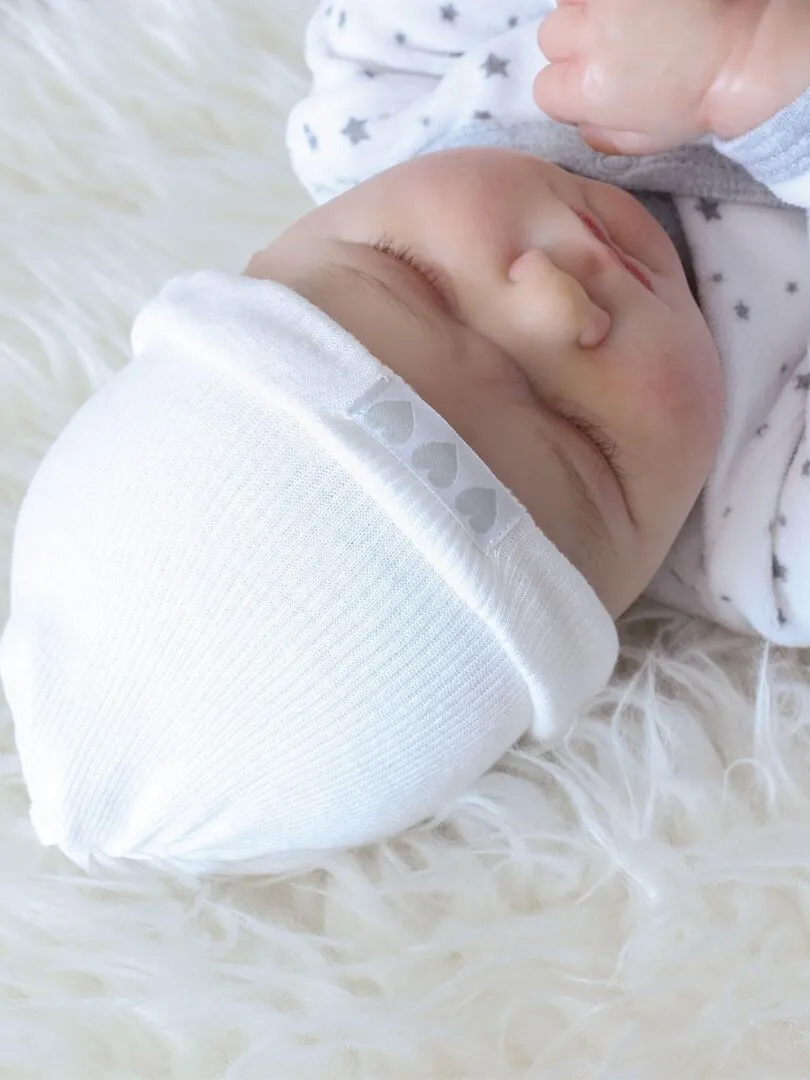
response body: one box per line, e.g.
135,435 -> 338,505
0,270 -> 618,874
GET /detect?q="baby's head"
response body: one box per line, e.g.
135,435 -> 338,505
0,148 -> 723,874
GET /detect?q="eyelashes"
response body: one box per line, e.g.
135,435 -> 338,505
371,235 -> 455,311
557,407 -> 627,480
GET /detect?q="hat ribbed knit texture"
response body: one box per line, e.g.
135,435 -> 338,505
0,271 -> 618,873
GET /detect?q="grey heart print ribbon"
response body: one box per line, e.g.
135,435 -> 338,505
347,375 -> 525,553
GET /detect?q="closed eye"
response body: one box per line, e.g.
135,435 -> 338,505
556,407 -> 627,482
518,365 -> 628,484
370,235 -> 458,315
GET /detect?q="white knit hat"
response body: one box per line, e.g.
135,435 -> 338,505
0,270 -> 618,874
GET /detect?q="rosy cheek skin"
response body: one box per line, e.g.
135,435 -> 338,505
633,352 -> 722,454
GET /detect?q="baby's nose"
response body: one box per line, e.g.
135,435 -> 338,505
506,247 -> 611,349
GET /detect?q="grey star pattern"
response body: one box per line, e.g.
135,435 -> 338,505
796,374 -> 810,392
696,197 -> 722,222
394,31 -> 407,44
507,15 -> 519,27
787,281 -> 800,294
338,9 -> 347,28
324,4 -> 332,14
773,555 -> 788,581
721,595 -> 731,603
440,3 -> 459,22
420,116 -> 431,126
362,68 -> 377,79
473,110 -> 492,120
723,505 -> 732,518
482,53 -> 510,78
781,363 -> 789,375
711,272 -> 724,283
341,117 -> 370,144
735,301 -> 750,320
755,424 -> 769,437
303,124 -> 318,151
671,570 -> 684,585
778,608 -> 788,627
803,460 -> 810,477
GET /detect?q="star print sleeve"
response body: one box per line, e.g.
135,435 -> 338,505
707,85 -> 810,643
286,0 -> 557,203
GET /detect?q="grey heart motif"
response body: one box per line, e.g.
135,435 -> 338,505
455,487 -> 497,535
363,400 -> 414,445
410,441 -> 458,489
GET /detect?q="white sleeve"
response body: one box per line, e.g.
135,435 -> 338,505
711,87 -> 810,644
287,0 -> 558,204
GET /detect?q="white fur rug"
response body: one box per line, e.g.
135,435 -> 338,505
3,2 -> 810,1076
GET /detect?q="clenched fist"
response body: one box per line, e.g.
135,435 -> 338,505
533,0 -> 810,156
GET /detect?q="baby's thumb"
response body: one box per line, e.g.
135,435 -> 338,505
579,125 -> 676,157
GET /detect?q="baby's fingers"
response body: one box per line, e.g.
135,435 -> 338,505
532,59 -> 592,126
579,125 -> 687,157
537,1 -> 588,63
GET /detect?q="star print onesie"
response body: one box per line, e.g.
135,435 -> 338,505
287,0 -> 810,646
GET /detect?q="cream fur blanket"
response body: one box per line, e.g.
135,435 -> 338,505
2,2 -> 810,1076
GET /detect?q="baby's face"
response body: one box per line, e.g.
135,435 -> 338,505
248,147 -> 723,615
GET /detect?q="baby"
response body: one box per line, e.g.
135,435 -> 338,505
1,0 -> 809,874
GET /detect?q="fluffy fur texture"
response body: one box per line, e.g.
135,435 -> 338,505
2,1 -> 810,1076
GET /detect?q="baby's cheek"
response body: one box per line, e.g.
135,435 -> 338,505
634,334 -> 723,464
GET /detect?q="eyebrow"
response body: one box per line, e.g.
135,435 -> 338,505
323,259 -> 614,550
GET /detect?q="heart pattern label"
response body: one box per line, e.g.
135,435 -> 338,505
347,375 -> 524,553
363,400 -> 414,445
410,441 -> 458,489
454,486 -> 497,535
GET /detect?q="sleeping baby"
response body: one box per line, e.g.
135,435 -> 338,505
1,0 -> 809,874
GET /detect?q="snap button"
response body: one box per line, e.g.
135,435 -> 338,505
595,153 -> 636,175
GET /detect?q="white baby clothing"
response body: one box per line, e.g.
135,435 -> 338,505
288,0 -> 810,646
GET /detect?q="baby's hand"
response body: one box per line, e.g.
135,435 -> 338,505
533,0 -> 809,155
